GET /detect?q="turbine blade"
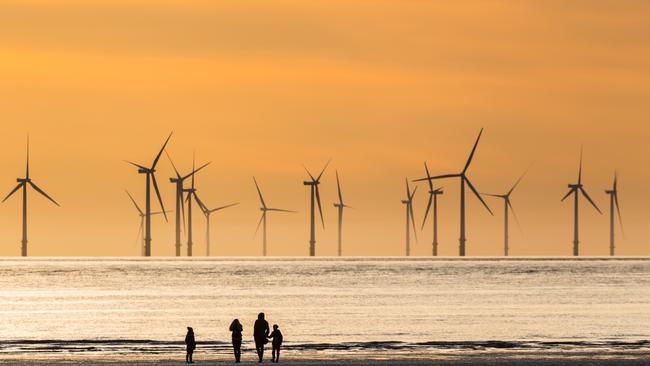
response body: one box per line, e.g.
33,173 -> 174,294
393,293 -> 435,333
463,128 -> 484,174
267,208 -> 297,213
409,203 -> 417,243
482,193 -> 502,198
2,183 -> 24,203
180,190 -> 186,233
423,162 -> 433,190
303,165 -> 316,181
410,185 -> 418,201
561,189 -> 574,202
413,173 -> 461,182
165,150 -> 181,179
28,181 -> 59,206
192,192 -> 208,214
26,135 -> 30,179
315,186 -> 325,228
181,161 -> 211,181
190,152 -> 195,190
151,173 -> 168,221
125,160 -> 148,171
580,187 -> 602,214
578,146 -> 583,185
508,200 -> 523,233
253,177 -> 267,208
614,192 -> 624,236
465,177 -> 493,215
152,132 -> 173,169
125,189 -> 144,215
210,203 -> 239,213
316,159 -> 331,181
136,220 -> 144,246
421,194 -> 433,230
405,178 -> 411,198
507,170 -> 528,196
336,171 -> 343,205
254,213 -> 264,238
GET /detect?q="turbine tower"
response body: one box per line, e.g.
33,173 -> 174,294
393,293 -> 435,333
194,195 -> 238,256
333,171 -> 351,256
182,153 -> 209,257
126,190 -> 169,256
402,179 -> 417,256
125,132 -> 171,256
605,173 -> 623,256
421,162 -> 443,256
414,129 -> 493,256
166,151 -> 210,256
561,148 -> 602,256
2,137 -> 59,256
254,177 -> 295,256
483,171 -> 526,256
303,160 -> 330,256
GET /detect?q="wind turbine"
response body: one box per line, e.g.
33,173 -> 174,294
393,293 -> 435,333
561,148 -> 602,256
303,160 -> 330,256
402,179 -> 417,256
182,153 -> 210,257
254,177 -> 295,256
605,173 -> 623,256
333,171 -> 351,256
414,129 -> 493,256
194,195 -> 238,256
125,190 -> 170,256
125,132 -> 172,256
166,151 -> 210,256
421,162 -> 444,256
483,171 -> 526,256
2,137 -> 59,257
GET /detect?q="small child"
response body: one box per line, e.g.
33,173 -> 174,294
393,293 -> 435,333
268,324 -> 283,363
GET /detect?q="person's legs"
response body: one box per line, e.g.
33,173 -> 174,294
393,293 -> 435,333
189,349 -> 194,363
272,347 -> 277,362
276,346 -> 280,363
233,341 -> 241,362
255,340 -> 263,362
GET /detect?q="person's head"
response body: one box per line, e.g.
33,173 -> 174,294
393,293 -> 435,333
258,312 -> 265,320
231,319 -> 240,327
273,324 -> 278,330
187,327 -> 193,333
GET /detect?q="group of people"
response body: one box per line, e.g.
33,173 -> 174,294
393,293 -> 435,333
184,312 -> 284,364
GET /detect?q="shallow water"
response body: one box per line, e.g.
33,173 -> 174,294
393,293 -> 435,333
0,257 -> 648,358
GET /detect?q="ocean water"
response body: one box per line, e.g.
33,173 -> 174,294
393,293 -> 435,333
0,257 -> 648,359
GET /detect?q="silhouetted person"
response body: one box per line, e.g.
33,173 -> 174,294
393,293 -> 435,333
185,327 -> 196,364
253,312 -> 270,363
230,319 -> 244,363
268,324 -> 283,363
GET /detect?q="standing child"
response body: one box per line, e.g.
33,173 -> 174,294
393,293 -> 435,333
185,327 -> 196,364
268,324 -> 283,363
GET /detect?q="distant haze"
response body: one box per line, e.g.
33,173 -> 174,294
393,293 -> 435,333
0,0 -> 649,256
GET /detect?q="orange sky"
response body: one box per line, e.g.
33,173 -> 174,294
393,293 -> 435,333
0,0 -> 649,256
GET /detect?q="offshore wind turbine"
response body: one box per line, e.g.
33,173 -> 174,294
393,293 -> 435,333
605,173 -> 623,256
166,151 -> 210,256
414,129 -> 493,256
254,177 -> 295,256
303,160 -> 330,256
182,154 -> 210,257
402,179 -> 417,256
421,162 -> 443,256
2,137 -> 59,256
333,171 -> 351,256
126,190 -> 170,256
125,132 -> 172,256
561,148 -> 602,256
194,195 -> 238,256
483,171 -> 526,256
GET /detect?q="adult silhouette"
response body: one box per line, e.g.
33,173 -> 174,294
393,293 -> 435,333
229,319 -> 244,363
253,312 -> 270,363
185,327 -> 196,364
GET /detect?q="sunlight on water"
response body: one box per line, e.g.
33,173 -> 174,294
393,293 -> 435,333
0,257 -> 647,357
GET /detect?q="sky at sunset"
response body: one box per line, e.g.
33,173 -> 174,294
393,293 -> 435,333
0,0 -> 649,256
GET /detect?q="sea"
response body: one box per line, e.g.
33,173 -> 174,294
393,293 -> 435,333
0,257 -> 648,360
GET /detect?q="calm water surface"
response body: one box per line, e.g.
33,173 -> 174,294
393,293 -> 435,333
0,257 -> 648,358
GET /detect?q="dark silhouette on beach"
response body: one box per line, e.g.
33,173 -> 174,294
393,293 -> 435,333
185,327 -> 196,363
230,319 -> 243,363
269,324 -> 283,363
254,312 -> 270,362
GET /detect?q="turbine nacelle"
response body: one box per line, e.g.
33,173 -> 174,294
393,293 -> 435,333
17,178 -> 30,183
